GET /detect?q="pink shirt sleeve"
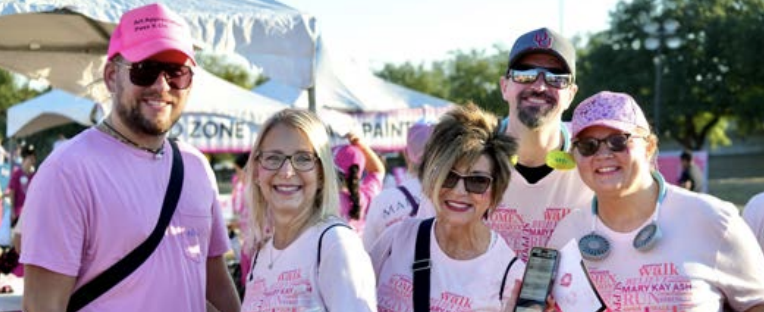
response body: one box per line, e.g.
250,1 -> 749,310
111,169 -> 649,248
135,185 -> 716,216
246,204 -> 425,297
21,159 -> 87,276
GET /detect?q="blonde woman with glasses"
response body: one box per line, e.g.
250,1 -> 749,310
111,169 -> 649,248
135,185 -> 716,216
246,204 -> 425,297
241,109 -> 376,311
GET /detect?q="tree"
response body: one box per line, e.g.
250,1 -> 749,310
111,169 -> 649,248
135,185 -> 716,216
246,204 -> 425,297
577,0 -> 764,150
376,46 -> 510,116
196,51 -> 266,90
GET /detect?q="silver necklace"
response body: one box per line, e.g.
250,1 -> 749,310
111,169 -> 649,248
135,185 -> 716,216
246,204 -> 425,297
268,244 -> 284,269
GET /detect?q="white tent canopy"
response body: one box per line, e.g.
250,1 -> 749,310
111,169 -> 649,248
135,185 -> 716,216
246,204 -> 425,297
7,90 -> 102,138
253,36 -> 454,113
0,0 -> 318,103
8,69 -> 290,153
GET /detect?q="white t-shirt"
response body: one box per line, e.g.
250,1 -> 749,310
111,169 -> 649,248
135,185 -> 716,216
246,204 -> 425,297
242,220 -> 377,312
363,176 -> 423,251
371,218 -> 526,312
417,166 -> 592,262
21,128 -> 230,312
548,185 -> 764,312
743,192 -> 764,255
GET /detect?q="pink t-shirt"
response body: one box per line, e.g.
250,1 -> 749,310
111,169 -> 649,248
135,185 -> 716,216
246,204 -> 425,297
548,186 -> 764,311
21,128 -> 230,312
340,172 -> 383,234
7,166 -> 34,217
371,218 -> 526,312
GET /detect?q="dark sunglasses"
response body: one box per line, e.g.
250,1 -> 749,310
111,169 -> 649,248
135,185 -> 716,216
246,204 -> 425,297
573,133 -> 644,157
114,60 -> 194,90
507,66 -> 573,89
442,170 -> 493,194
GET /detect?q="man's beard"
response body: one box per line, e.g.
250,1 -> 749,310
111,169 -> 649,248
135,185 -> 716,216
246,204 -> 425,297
116,101 -> 179,136
516,91 -> 556,129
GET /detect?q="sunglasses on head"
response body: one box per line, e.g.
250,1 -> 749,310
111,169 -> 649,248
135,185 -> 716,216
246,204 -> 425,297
507,66 -> 573,89
573,133 -> 644,157
442,170 -> 493,194
114,60 -> 194,90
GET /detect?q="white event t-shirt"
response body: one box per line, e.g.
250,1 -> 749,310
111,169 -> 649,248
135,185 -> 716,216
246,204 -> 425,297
548,185 -> 764,311
363,176 -> 423,251
742,192 -> 764,255
371,218 -> 525,312
242,220 -> 377,312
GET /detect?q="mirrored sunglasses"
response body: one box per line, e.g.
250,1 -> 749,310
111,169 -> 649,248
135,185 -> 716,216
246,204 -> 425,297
442,170 -> 493,194
257,151 -> 318,172
508,66 -> 573,89
573,133 -> 643,157
114,60 -> 194,90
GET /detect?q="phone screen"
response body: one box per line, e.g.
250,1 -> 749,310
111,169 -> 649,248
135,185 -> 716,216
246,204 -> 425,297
515,249 -> 558,311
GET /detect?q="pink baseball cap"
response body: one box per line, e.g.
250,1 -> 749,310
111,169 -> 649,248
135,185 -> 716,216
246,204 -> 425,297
107,3 -> 196,64
571,91 -> 651,138
334,144 -> 365,177
405,121 -> 435,166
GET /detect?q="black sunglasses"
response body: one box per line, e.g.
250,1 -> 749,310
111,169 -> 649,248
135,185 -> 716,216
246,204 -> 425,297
573,133 -> 644,157
442,170 -> 493,194
114,60 -> 194,90
507,66 -> 573,89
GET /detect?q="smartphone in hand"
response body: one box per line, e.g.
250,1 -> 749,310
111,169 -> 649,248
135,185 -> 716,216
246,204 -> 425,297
514,247 -> 560,312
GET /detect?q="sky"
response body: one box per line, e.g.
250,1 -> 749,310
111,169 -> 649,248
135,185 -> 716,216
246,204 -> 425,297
279,0 -> 626,70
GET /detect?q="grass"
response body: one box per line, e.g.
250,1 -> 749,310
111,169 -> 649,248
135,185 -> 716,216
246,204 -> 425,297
707,152 -> 764,210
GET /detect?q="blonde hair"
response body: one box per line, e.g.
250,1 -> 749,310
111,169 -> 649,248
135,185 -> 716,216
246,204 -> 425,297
245,109 -> 341,249
418,103 -> 518,215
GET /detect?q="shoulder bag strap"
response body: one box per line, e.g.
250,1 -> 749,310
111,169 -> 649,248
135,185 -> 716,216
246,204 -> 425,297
397,186 -> 420,217
67,140 -> 184,312
499,256 -> 518,300
317,222 -> 351,266
412,217 -> 434,312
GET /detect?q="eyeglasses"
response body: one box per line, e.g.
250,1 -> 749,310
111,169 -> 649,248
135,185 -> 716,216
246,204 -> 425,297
442,170 -> 493,194
257,151 -> 318,172
114,60 -> 194,90
508,66 -> 574,89
573,133 -> 644,157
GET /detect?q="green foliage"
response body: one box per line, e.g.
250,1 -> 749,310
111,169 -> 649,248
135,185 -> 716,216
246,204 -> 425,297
577,0 -> 764,150
196,52 -> 265,89
378,0 -> 764,151
376,46 -> 510,117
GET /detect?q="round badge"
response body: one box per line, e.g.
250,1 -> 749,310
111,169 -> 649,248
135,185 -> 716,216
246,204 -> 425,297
546,151 -> 576,170
510,155 -> 519,166
633,222 -> 661,252
579,232 -> 611,261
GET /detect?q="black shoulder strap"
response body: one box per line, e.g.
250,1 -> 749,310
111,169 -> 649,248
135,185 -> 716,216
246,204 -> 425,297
397,186 -> 420,217
67,140 -> 184,312
247,222 -> 351,283
412,218 -> 434,312
499,256 -> 518,300
317,222 -> 351,265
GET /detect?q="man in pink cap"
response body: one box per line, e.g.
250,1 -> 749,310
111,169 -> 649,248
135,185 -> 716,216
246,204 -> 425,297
21,3 -> 240,312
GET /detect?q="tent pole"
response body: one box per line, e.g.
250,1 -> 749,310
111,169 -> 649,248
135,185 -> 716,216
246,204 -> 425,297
308,86 -> 317,112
